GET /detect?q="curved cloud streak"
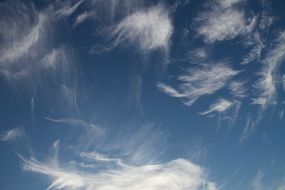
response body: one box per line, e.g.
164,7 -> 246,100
158,63 -> 239,106
0,128 -> 23,142
253,31 -> 285,108
200,98 -> 233,115
90,5 -> 173,54
21,155 -> 217,190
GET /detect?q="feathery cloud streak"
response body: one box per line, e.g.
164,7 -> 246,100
21,155 -> 217,190
200,99 -> 233,115
90,5 -> 173,54
45,117 -> 103,136
253,31 -> 285,108
0,1 -> 46,63
195,0 -> 255,43
158,63 -> 239,106
0,128 -> 23,142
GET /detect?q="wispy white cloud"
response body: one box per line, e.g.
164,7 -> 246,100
195,0 -> 255,43
157,83 -> 183,98
241,2 -> 275,65
200,99 -> 233,115
18,120 -> 218,190
218,0 -> 243,8
191,48 -> 209,61
80,151 -> 123,164
251,170 -> 264,190
90,4 -> 173,54
158,63 -> 239,106
250,169 -> 285,190
252,31 -> 285,108
55,0 -> 85,18
40,47 -> 77,75
240,116 -> 257,143
0,3 -> 76,107
241,32 -> 265,65
41,48 -> 64,70
41,47 -> 80,111
73,0 -> 145,27
0,128 -> 23,142
177,48 -> 210,64
21,154 -> 217,190
73,11 -> 93,26
229,81 -> 247,98
196,8 -> 247,43
0,10 -> 46,63
45,117 -> 103,135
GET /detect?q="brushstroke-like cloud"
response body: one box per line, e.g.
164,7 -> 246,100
241,32 -> 264,65
55,0 -> 85,18
241,2 -> 274,65
195,0 -> 255,43
90,5 -> 173,54
0,128 -> 23,142
229,81 -> 247,98
21,154 -> 217,190
0,1 -> 81,113
45,117 -> 103,135
200,99 -> 233,115
251,170 -> 264,190
218,0 -> 243,8
239,116 -> 257,143
158,63 -> 239,106
252,31 -> 285,108
0,1 -> 46,63
197,9 -> 247,43
19,120 -> 218,190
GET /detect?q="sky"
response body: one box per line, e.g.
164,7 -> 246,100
0,0 -> 285,189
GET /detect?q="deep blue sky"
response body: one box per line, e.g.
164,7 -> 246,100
1,0 -> 285,189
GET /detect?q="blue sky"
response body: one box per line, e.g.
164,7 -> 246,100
0,0 -> 285,189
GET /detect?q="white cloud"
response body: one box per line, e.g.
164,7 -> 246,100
240,117 -> 257,143
19,121 -> 218,190
196,8 -> 247,43
241,2 -> 275,65
157,83 -> 184,98
158,63 -> 239,106
200,99 -> 233,115
41,48 -> 65,69
55,0 -> 84,18
242,32 -> 265,65
40,47 -> 80,111
218,0 -> 243,8
251,170 -> 264,190
195,0 -> 256,43
0,13 -> 46,63
74,11 -> 93,26
229,81 -> 247,98
90,5 -> 173,54
191,48 -> 209,61
252,32 -> 285,108
80,151 -> 123,164
21,154 -> 217,190
0,128 -> 23,142
0,45 -> 80,112
178,48 -> 210,64
45,117 -> 103,135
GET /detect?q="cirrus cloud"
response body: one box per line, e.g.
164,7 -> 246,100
21,154 -> 217,190
158,63 -> 239,106
90,5 -> 173,54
